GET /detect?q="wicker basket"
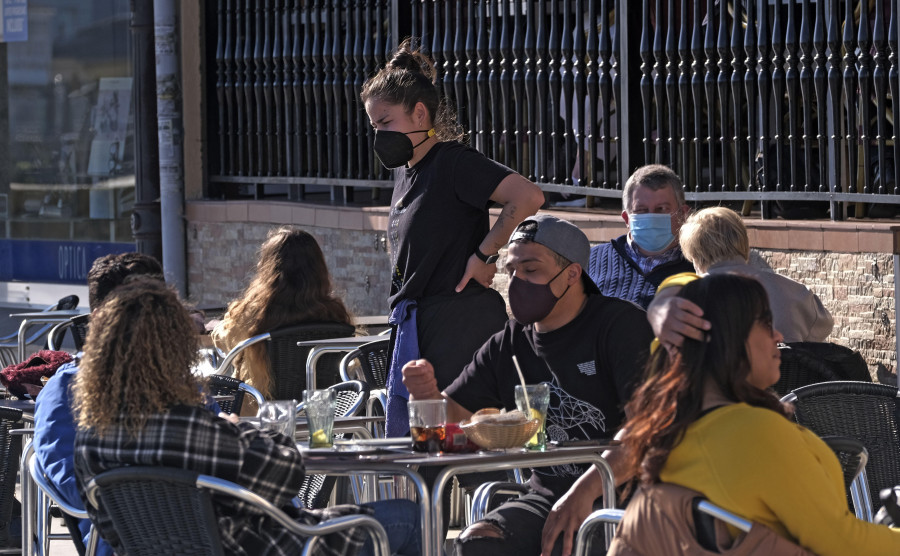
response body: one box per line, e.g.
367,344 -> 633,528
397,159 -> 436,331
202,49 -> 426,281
459,417 -> 542,450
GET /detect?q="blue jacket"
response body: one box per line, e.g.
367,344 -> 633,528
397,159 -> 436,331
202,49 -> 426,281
33,359 -> 221,556
33,359 -> 113,556
587,235 -> 694,310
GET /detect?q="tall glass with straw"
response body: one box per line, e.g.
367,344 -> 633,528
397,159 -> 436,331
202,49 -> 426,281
513,356 -> 551,450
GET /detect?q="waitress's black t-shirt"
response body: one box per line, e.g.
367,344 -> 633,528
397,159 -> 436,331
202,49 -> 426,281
387,141 -> 513,308
445,294 -> 654,498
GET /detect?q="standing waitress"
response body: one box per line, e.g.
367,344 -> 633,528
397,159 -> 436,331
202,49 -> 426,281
362,39 -> 544,436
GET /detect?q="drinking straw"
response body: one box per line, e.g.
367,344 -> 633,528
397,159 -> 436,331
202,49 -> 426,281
511,355 -> 531,415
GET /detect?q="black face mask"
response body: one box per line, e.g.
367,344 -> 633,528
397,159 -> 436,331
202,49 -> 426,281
507,266 -> 571,325
373,128 -> 435,169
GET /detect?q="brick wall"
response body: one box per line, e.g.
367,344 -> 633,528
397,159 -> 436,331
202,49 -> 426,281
186,200 -> 900,382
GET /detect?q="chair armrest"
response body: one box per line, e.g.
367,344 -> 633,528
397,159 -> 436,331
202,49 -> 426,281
214,332 -> 272,376
574,509 -> 624,556
195,475 -> 390,556
469,481 -> 531,523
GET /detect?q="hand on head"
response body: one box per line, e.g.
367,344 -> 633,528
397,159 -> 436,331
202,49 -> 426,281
648,287 -> 711,356
401,359 -> 441,400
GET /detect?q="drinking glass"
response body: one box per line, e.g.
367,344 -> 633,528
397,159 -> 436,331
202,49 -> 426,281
303,389 -> 336,448
259,399 -> 297,438
515,383 -> 551,450
408,399 -> 447,453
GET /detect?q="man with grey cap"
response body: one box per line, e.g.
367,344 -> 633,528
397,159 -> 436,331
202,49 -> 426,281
403,214 -> 653,556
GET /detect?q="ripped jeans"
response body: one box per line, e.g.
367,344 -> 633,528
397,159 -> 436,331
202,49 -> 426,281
454,491 -> 606,556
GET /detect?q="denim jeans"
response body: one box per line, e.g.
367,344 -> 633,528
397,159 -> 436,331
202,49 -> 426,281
359,499 -> 421,556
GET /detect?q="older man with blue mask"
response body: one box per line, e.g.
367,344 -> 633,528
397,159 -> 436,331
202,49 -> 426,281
587,164 -> 695,309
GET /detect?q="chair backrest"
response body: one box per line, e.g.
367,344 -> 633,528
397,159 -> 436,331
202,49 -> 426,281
341,339 -> 390,390
0,408 -> 24,547
267,322 -> 356,400
772,342 -> 871,397
206,375 -> 264,416
47,314 -> 91,353
782,381 -> 900,516
83,466 -> 391,556
83,467 -> 224,556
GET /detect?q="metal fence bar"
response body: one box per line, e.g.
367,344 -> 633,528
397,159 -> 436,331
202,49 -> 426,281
207,0 -> 900,218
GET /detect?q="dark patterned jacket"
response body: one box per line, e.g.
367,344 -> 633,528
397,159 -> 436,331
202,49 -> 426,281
74,404 -> 372,556
587,235 -> 694,310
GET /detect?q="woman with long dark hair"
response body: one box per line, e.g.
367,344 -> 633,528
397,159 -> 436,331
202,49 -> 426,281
212,227 -> 352,398
618,273 -> 900,554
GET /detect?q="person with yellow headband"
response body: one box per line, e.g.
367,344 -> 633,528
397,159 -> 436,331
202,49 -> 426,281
361,37 -> 544,438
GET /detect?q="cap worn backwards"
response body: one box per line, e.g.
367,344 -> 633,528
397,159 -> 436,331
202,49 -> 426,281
508,214 -> 601,295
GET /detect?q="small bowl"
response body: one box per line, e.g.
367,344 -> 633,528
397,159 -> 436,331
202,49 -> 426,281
459,417 -> 541,450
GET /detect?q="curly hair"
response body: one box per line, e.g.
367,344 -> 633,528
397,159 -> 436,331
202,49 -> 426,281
361,37 -> 466,142
211,227 -> 352,397
620,274 -> 791,491
73,277 -> 202,437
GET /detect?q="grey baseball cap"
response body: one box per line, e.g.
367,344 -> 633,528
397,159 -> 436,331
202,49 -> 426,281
508,214 -> 601,294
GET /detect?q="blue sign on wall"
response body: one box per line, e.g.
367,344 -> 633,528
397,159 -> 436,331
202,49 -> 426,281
1,0 -> 27,43
0,240 -> 134,283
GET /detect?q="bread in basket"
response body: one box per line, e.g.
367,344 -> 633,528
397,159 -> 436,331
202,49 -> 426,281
460,408 -> 542,450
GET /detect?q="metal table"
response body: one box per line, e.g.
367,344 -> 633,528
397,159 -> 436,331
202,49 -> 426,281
297,335 -> 385,390
300,443 -> 616,556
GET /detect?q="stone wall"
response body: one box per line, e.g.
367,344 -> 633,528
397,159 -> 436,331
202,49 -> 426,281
186,200 -> 900,382
754,250 -> 896,381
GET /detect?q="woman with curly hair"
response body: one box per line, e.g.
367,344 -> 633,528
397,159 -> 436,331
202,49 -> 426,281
212,227 -> 353,398
72,278 -> 419,556
613,273 -> 900,554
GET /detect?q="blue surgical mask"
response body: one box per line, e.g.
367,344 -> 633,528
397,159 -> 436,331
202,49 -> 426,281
629,213 -> 675,253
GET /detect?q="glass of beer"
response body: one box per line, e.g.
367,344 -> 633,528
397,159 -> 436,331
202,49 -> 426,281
515,383 -> 551,450
408,399 -> 447,453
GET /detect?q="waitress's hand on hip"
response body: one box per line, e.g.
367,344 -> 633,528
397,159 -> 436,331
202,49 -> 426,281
455,253 -> 497,292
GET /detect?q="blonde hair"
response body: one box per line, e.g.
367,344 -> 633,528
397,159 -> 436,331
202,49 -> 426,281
73,278 -> 202,436
212,227 -> 352,397
679,207 -> 750,273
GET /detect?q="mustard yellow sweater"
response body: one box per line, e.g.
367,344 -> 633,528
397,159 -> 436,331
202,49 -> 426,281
660,403 -> 900,555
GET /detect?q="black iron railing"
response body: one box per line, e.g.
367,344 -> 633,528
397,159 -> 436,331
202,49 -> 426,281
207,0 -> 900,219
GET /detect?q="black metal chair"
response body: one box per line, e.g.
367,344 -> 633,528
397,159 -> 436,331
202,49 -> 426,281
781,381 -> 900,521
206,375 -> 265,416
772,342 -> 871,398
46,314 -> 91,353
81,466 -> 390,556
215,322 -> 356,400
297,380 -> 370,510
339,338 -> 390,434
0,408 -> 23,553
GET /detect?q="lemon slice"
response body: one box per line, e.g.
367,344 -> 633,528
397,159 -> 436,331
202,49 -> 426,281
530,408 -> 543,420
311,429 -> 329,446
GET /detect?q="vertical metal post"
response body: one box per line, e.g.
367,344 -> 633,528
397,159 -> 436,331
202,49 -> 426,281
131,0 -> 162,261
155,0 -> 187,296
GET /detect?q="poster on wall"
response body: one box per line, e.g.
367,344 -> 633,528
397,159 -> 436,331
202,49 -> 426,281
87,77 -> 133,177
0,0 -> 27,42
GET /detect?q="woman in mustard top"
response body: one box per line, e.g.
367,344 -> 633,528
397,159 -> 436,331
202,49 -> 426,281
620,273 -> 900,555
